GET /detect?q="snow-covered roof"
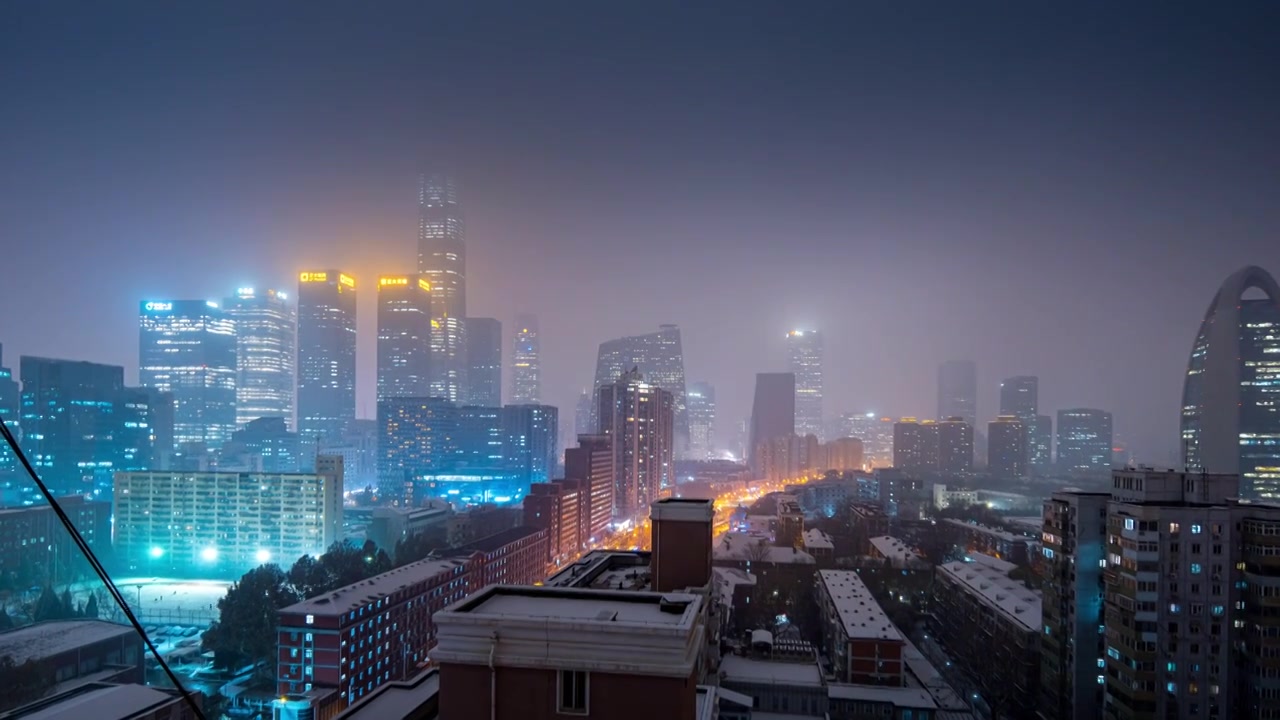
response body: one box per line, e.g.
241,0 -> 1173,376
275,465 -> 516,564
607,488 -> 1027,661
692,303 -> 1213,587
937,560 -> 1041,633
0,621 -> 137,666
817,570 -> 903,642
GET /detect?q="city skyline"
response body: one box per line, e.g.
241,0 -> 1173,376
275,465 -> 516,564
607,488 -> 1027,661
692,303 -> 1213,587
5,4 -> 1280,466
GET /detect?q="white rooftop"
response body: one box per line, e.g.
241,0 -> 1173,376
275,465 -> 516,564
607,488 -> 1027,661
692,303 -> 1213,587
14,683 -> 177,720
282,555 -> 473,615
943,518 -> 1022,542
967,551 -> 1018,574
828,683 -> 937,708
0,621 -> 137,666
802,528 -> 834,550
715,533 -> 816,565
817,570 -> 903,642
901,637 -> 969,712
470,591 -> 693,626
718,655 -> 824,687
869,535 -> 921,563
1004,516 -> 1043,533
938,560 -> 1041,633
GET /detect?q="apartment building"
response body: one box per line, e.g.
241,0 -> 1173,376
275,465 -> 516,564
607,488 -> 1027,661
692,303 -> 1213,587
815,569 -> 906,685
933,554 -> 1041,719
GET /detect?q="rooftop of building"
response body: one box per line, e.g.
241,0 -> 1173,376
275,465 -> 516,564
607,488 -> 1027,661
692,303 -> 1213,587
0,682 -> 182,720
281,555 -> 474,616
1003,516 -> 1044,533
334,667 -> 439,719
868,535 -> 921,563
457,525 -> 543,553
900,637 -> 970,712
801,528 -> 834,551
712,567 -> 756,608
714,533 -> 816,565
828,683 -> 937,709
718,654 -> 825,688
441,584 -> 702,628
545,549 -> 652,590
817,570 -> 904,642
0,621 -> 137,666
941,518 -> 1025,543
938,558 -> 1041,633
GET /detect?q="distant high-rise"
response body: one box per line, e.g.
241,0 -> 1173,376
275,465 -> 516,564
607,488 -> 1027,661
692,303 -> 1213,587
225,287 -> 295,429
597,369 -> 674,518
993,376 -> 1044,471
592,325 -> 688,456
987,415 -> 1026,478
19,357 -> 155,496
686,380 -> 716,460
574,389 -> 593,436
838,412 -> 895,468
787,329 -> 824,440
297,271 -> 357,441
1057,408 -> 1112,474
1030,414 -> 1053,471
376,275 -> 432,402
417,168 -> 467,403
501,404 -> 558,486
1181,265 -> 1280,498
511,314 -> 540,404
465,317 -> 502,407
936,360 -> 977,427
748,372 -> 795,473
892,418 -> 939,472
0,345 -> 19,477
999,375 -> 1038,420
937,416 -> 973,474
138,299 -> 238,448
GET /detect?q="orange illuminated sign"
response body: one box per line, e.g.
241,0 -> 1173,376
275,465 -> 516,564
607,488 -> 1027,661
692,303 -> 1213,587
418,278 -> 430,291
299,271 -> 328,283
339,274 -> 355,288
380,277 -> 408,286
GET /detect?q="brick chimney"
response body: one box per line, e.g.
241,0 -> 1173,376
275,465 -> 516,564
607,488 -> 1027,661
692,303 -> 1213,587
650,498 -> 715,592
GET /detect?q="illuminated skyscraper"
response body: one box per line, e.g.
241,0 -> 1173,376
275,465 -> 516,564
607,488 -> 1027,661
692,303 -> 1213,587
1057,408 -> 1112,475
787,329 -> 824,440
139,300 -> 238,448
376,275 -> 432,401
686,380 -> 716,460
748,372 -> 794,473
892,418 -> 939,472
1181,265 -> 1280,498
936,360 -> 977,427
598,369 -> 674,517
511,314 -> 540,404
574,389 -> 593,436
838,412 -> 895,468
297,271 -> 357,441
225,288 -> 295,429
417,168 -> 467,403
592,324 -> 688,455
465,317 -> 502,407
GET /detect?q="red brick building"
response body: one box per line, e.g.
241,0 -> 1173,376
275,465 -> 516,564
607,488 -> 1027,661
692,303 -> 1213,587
276,555 -> 478,708
564,434 -> 614,542
524,481 -> 585,568
453,525 -> 548,588
815,569 -> 905,686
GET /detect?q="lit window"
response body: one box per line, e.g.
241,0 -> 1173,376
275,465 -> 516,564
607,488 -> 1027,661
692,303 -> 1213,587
1170,522 -> 1180,533
1191,524 -> 1202,534
1191,563 -> 1202,574
1124,518 -> 1135,531
306,614 -> 315,625
1097,658 -> 1105,668
1167,662 -> 1177,672
1167,682 -> 1177,693
1097,675 -> 1105,685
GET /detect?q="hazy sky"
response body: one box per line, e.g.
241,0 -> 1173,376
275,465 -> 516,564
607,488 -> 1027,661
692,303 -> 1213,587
3,2 -> 1279,464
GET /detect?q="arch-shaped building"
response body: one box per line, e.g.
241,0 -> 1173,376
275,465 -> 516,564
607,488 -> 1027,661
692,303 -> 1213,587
1181,265 -> 1280,499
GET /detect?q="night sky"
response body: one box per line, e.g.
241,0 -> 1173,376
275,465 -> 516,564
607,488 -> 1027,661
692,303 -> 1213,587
3,2 -> 1279,464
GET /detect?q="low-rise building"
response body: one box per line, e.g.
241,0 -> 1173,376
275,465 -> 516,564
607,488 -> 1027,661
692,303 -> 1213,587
933,554 -> 1041,719
802,528 -> 835,566
0,497 -> 111,587
0,620 -> 143,689
452,526 -> 548,588
718,654 -> 827,716
714,533 -> 816,618
275,554 -> 477,710
433,585 -> 708,720
815,570 -> 906,686
942,518 -> 1032,566
0,682 -> 202,720
867,535 -> 926,569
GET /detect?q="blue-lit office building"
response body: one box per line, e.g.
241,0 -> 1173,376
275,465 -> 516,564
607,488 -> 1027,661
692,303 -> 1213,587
139,300 -> 238,449
0,344 -> 19,479
1182,265 -> 1280,499
18,357 -> 155,497
377,399 -> 557,507
225,287 -> 296,429
1056,408 -> 1112,475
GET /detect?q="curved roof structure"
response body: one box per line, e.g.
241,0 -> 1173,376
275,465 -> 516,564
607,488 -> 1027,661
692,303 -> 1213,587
1181,266 -> 1280,498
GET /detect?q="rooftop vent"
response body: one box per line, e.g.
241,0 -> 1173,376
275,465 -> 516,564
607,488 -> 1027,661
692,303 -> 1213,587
595,610 -> 619,621
659,594 -> 693,614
